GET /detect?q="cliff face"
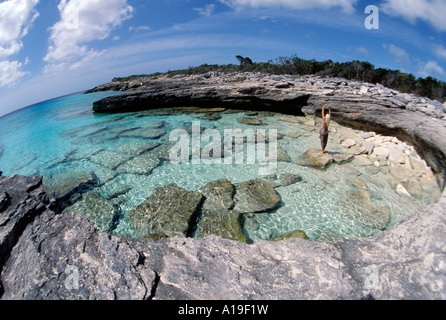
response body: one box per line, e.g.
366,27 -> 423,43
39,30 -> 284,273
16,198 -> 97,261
1,72 -> 446,300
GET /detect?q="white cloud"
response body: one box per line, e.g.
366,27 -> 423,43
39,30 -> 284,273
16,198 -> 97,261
44,0 -> 134,69
434,44 -> 446,60
0,0 -> 39,58
0,60 -> 28,87
194,4 -> 216,17
0,0 -> 38,87
418,60 -> 444,78
383,43 -> 410,64
382,0 -> 446,32
219,0 -> 358,13
129,25 -> 151,32
356,46 -> 369,55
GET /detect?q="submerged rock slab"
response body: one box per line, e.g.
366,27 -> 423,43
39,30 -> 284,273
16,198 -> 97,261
90,150 -> 134,170
340,190 -> 391,230
196,179 -> 246,243
127,184 -> 204,238
43,170 -> 99,212
233,179 -> 281,215
237,117 -> 264,125
120,128 -> 166,140
271,230 -> 309,241
63,191 -> 121,233
116,153 -> 162,175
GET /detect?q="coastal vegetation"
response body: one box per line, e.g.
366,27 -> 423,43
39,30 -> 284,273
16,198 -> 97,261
112,55 -> 446,102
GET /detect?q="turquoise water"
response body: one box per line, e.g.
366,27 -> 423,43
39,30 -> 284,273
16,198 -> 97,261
0,92 -> 440,242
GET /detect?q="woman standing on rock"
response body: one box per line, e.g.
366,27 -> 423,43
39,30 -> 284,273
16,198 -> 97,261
319,104 -> 331,154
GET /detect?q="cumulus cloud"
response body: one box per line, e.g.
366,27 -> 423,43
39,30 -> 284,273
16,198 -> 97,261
194,4 -> 216,17
434,44 -> 446,60
219,0 -> 358,13
129,25 -> 151,33
0,0 -> 39,58
383,43 -> 410,64
0,0 -> 38,86
382,0 -> 446,32
418,60 -> 444,78
44,0 -> 134,70
356,46 -> 369,55
0,60 -> 28,87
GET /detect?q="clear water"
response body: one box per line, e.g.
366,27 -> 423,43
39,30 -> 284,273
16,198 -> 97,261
0,92 -> 441,242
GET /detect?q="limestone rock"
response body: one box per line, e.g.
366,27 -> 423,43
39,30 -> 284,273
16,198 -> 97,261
348,175 -> 369,190
405,180 -> 423,198
280,173 -> 303,187
1,213 -> 157,300
271,230 -> 309,241
0,175 -> 51,268
396,184 -> 411,198
341,138 -> 356,148
276,147 -> 292,162
233,179 -> 281,215
330,152 -> 354,164
63,190 -> 121,233
340,190 -> 391,230
0,191 -> 10,211
116,154 -> 162,175
127,184 -> 204,238
389,146 -> 406,163
43,170 -> 99,212
373,147 -> 390,159
120,128 -> 166,139
237,117 -> 264,125
90,150 -> 134,170
112,141 -> 161,157
197,179 -> 246,243
294,148 -> 334,169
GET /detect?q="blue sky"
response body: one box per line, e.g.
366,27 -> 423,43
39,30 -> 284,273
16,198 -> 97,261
0,0 -> 445,116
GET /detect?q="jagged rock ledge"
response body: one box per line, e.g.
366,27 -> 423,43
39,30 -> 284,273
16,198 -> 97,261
1,173 -> 445,299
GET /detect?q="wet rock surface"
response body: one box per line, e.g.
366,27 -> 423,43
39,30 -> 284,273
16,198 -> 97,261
127,184 -> 204,238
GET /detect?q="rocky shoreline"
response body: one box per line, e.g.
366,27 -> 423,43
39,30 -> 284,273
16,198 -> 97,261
91,72 -> 446,188
1,72 -> 446,299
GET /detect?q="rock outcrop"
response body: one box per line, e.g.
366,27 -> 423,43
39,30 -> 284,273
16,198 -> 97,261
1,174 -> 444,299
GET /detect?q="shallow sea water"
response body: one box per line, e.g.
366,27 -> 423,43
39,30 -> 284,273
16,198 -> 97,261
0,92 -> 441,242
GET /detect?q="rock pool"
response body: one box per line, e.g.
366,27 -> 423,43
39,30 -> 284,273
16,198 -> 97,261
0,91 -> 441,243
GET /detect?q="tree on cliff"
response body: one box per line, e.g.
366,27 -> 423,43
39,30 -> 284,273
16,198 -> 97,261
236,55 -> 253,66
